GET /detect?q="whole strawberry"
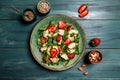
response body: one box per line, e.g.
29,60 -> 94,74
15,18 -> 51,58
90,38 -> 101,47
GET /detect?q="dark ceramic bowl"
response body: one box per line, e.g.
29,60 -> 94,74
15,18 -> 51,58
88,50 -> 102,64
22,9 -> 36,23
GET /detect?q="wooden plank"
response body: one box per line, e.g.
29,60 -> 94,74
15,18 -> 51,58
0,0 -> 120,19
1,0 -> 120,6
0,20 -> 120,48
0,49 -> 120,79
0,0 -> 120,80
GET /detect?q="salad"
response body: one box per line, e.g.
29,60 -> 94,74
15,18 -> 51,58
37,20 -> 80,65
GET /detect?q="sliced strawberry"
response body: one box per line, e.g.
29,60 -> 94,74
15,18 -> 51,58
56,35 -> 62,42
46,24 -> 56,33
64,38 -> 71,45
46,24 -> 53,30
67,53 -> 75,59
49,26 -> 56,32
58,20 -> 66,29
78,4 -> 87,13
50,48 -> 58,58
67,25 -> 72,31
41,37 -> 46,44
79,9 -> 88,18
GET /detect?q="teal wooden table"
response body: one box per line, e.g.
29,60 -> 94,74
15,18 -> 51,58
0,0 -> 120,80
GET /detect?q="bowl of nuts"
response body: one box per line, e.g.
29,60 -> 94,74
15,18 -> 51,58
37,0 -> 51,15
88,50 -> 102,64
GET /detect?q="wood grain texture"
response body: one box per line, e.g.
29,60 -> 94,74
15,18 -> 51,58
0,0 -> 120,80
0,49 -> 120,80
0,0 -> 120,19
0,20 -> 120,48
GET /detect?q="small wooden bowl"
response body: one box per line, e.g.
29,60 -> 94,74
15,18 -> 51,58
88,50 -> 102,64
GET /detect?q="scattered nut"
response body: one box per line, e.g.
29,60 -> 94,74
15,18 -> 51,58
78,64 -> 89,76
78,67 -> 83,71
81,63 -> 86,68
83,71 -> 88,76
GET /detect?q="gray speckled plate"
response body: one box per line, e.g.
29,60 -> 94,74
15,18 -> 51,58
30,14 -> 86,71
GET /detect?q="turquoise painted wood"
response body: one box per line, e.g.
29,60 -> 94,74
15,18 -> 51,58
0,20 -> 120,48
0,0 -> 120,80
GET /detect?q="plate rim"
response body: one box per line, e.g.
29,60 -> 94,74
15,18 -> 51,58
30,14 -> 86,71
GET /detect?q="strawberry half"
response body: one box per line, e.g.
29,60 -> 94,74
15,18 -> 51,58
41,37 -> 46,44
64,38 -> 71,45
78,4 -> 88,13
46,24 -> 56,33
67,25 -> 72,31
79,9 -> 88,18
58,20 -> 66,29
67,53 -> 75,59
50,48 -> 58,58
56,35 -> 62,42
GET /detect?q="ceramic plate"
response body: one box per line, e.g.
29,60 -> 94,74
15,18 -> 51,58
30,14 -> 86,71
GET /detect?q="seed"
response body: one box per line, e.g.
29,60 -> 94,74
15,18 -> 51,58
83,71 -> 88,76
78,67 -> 83,71
81,63 -> 86,68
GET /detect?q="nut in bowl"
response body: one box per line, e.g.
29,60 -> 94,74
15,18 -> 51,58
37,0 -> 50,14
88,50 -> 102,64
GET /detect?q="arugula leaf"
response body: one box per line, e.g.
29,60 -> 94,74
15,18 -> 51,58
75,45 -> 80,54
42,51 -> 47,55
62,45 -> 68,53
48,38 -> 52,43
37,38 -> 42,48
63,32 -> 68,40
74,34 -> 80,43
53,40 -> 58,45
38,32 -> 43,38
47,38 -> 53,46
50,21 -> 58,27
70,33 -> 74,37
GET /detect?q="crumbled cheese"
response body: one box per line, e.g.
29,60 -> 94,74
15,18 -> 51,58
40,47 -> 47,52
60,54 -> 69,60
50,57 -> 59,63
68,42 -> 76,49
58,29 -> 64,35
43,30 -> 49,38
69,29 -> 78,34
